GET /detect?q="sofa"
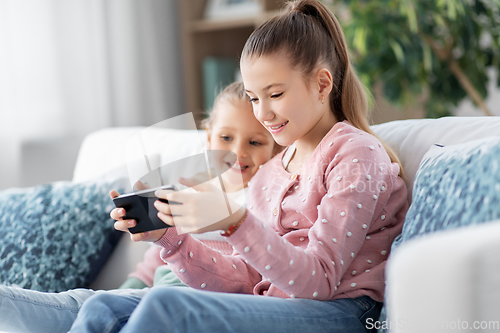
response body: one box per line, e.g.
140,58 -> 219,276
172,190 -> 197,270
1,116 -> 499,332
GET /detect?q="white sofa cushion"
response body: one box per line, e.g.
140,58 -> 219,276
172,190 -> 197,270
73,128 -> 207,189
385,221 -> 500,333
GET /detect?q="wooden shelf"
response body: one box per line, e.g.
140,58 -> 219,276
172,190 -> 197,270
191,17 -> 258,32
177,0 -> 287,126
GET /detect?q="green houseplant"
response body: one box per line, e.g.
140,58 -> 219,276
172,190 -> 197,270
329,0 -> 500,117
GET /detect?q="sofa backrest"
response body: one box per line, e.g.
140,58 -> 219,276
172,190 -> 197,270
372,116 -> 500,203
74,116 -> 500,202
73,127 -> 207,191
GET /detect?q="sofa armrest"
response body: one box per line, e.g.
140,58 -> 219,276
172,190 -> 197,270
385,221 -> 500,333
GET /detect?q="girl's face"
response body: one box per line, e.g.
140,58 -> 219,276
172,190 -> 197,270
240,54 -> 336,150
207,99 -> 275,192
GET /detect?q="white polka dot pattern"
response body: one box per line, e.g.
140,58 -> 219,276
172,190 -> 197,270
154,121 -> 408,301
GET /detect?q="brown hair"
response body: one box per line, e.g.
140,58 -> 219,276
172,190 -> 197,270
202,81 -> 284,156
241,0 -> 404,177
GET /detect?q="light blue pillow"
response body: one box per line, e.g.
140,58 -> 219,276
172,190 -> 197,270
378,136 -> 500,332
0,179 -> 126,292
394,136 -> 500,247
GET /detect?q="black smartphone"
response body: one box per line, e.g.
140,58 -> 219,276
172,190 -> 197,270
112,184 -> 177,234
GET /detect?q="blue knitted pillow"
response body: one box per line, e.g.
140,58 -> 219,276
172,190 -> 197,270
377,136 -> 500,332
0,179 -> 126,292
394,136 -> 500,247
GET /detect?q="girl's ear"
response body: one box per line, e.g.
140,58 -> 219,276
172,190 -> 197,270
316,67 -> 333,99
206,127 -> 212,150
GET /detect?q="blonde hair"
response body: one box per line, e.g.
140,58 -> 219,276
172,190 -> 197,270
241,0 -> 404,177
201,82 -> 249,129
201,81 -> 284,156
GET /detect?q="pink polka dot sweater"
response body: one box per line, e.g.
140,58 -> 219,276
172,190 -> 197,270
154,121 -> 409,302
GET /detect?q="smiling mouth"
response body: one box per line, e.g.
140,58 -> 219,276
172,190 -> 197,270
225,161 -> 249,171
268,121 -> 288,131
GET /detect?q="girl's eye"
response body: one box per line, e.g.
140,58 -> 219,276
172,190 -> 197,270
221,135 -> 232,141
271,92 -> 283,99
249,97 -> 258,103
250,141 -> 262,146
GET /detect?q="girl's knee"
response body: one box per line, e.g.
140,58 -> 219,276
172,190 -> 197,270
141,287 -> 185,305
81,293 -> 140,312
140,287 -> 201,312
78,292 -> 142,324
80,293 -> 115,311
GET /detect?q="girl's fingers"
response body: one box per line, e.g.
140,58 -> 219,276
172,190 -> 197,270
110,207 -> 123,219
134,180 -> 150,191
114,219 -> 136,232
154,198 -> 190,217
154,191 -> 192,217
178,173 -> 211,189
130,232 -> 151,242
156,190 -> 202,207
109,190 -> 120,199
178,176 -> 218,193
154,186 -> 239,234
129,229 -> 167,243
115,219 -> 166,242
110,207 -> 127,220
154,189 -> 178,201
157,211 -> 175,227
154,199 -> 173,215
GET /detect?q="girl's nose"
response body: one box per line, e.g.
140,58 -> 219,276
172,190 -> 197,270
254,102 -> 274,123
234,141 -> 248,158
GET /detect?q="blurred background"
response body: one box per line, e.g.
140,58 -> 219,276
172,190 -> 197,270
0,0 -> 499,191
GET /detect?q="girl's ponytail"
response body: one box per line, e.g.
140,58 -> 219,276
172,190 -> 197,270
242,0 -> 405,178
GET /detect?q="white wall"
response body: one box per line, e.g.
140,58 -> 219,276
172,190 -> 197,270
0,0 -> 185,190
19,136 -> 84,188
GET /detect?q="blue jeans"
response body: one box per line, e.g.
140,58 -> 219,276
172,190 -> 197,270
0,285 -> 149,333
69,286 -> 382,333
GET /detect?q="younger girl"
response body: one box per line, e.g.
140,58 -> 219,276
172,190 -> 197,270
70,1 -> 408,332
0,81 -> 279,333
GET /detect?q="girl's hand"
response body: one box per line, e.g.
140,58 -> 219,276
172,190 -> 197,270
109,190 -> 168,242
154,175 -> 245,234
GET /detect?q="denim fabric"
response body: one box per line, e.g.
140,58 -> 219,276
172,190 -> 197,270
69,286 -> 382,333
0,285 -> 148,333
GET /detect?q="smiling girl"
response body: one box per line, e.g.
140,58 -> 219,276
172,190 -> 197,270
202,81 -> 280,193
69,1 -> 409,332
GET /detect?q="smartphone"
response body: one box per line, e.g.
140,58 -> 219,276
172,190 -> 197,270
112,184 -> 177,234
